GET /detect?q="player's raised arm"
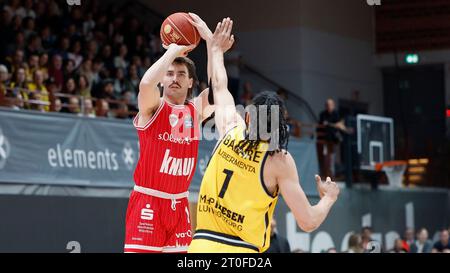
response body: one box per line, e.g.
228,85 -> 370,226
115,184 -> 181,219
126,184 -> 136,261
274,152 -> 340,232
209,18 -> 245,137
188,13 -> 237,123
137,43 -> 195,124
187,13 -> 215,122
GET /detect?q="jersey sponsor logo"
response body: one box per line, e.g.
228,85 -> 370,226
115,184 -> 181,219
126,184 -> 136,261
175,230 -> 192,239
158,132 -> 196,145
169,114 -> 179,128
184,115 -> 193,128
198,194 -> 245,231
140,204 -> 154,220
159,149 -> 195,177
218,148 -> 256,173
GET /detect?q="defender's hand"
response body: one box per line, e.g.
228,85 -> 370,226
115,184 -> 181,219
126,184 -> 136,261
211,17 -> 235,52
315,175 -> 339,201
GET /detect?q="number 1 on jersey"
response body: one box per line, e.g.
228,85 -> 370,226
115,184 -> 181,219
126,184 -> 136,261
218,169 -> 234,198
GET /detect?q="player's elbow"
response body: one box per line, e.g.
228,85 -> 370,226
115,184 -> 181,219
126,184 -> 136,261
297,221 -> 319,233
295,210 -> 321,232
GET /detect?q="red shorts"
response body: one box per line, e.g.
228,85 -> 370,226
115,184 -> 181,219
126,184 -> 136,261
124,190 -> 192,253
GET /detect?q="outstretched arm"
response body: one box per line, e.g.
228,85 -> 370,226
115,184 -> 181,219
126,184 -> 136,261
275,152 -> 340,232
137,43 -> 194,125
209,18 -> 245,137
188,13 -> 235,122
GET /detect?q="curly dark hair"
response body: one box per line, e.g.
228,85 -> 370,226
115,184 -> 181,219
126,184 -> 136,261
243,91 -> 290,156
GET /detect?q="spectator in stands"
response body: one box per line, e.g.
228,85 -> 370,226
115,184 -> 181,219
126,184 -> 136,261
78,74 -> 91,98
410,228 -> 433,253
22,0 -> 36,19
68,40 -> 83,69
265,217 -> 291,253
38,52 -> 49,81
66,23 -> 82,42
91,58 -> 104,87
83,13 -> 96,39
0,65 -> 9,96
27,70 -> 49,112
53,98 -> 62,113
25,34 -> 42,58
10,15 -> 23,37
63,59 -> 77,81
114,44 -> 128,70
62,96 -> 81,115
5,32 -> 25,59
361,226 -> 377,251
285,109 -> 301,138
224,40 -> 242,101
53,36 -> 70,60
401,227 -> 415,252
317,98 -> 342,178
346,233 -> 364,253
390,238 -> 407,253
98,79 -> 117,101
432,229 -> 450,253
131,55 -> 145,78
48,54 -> 64,91
131,35 -> 149,61
240,81 -> 254,106
113,68 -> 130,98
86,40 -> 99,61
62,77 -> 78,96
79,60 -> 93,83
95,98 -> 110,118
100,44 -> 114,72
122,90 -> 138,117
40,25 -> 56,50
326,248 -> 337,253
9,92 -> 24,110
150,31 -> 164,61
115,103 -> 130,119
3,0 -> 23,19
8,67 -> 28,106
143,56 -> 152,71
82,97 -> 96,118
6,49 -> 25,74
25,53 -> 39,82
23,16 -> 37,41
127,64 -> 140,93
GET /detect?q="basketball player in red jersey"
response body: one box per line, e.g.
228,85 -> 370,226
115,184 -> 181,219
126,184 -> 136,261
124,14 -> 231,253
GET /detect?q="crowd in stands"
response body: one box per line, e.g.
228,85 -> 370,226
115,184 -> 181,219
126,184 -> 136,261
0,0 -> 165,118
304,226 -> 450,253
0,0 -> 304,139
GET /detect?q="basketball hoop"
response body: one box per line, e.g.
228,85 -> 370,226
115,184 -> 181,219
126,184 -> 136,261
374,160 -> 408,187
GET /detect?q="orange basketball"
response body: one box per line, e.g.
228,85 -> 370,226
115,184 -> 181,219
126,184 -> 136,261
160,12 -> 200,51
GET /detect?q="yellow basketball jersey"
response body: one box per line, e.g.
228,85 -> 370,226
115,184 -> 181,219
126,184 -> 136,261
192,126 -> 278,253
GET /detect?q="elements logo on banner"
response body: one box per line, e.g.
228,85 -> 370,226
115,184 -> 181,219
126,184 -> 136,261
122,142 -> 136,170
0,127 -> 11,170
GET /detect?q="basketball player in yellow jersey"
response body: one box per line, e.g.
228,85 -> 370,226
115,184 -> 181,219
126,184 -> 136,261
188,17 -> 340,253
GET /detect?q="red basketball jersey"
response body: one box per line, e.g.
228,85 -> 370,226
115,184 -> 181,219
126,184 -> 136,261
133,99 -> 200,194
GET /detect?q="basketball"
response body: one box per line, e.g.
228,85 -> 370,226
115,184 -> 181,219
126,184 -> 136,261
160,12 -> 200,50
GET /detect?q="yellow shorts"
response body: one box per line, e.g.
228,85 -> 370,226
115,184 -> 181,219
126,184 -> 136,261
188,239 -> 259,253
